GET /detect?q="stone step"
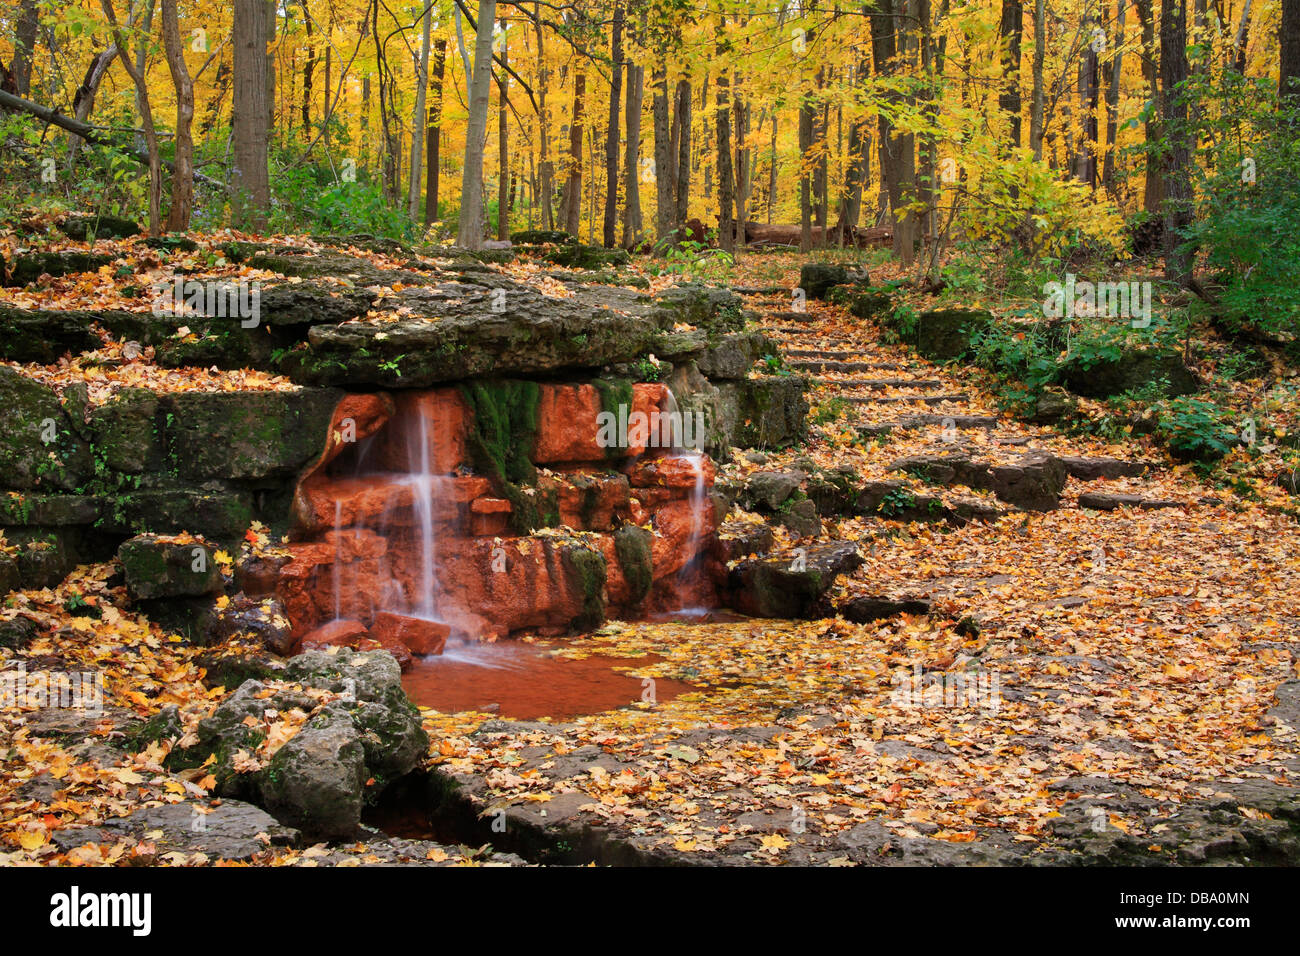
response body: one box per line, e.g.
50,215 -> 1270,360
774,343 -> 899,358
856,414 -> 1001,436
1077,492 -> 1183,511
764,310 -> 818,323
732,285 -> 789,296
809,377 -> 945,390
790,359 -> 918,374
890,451 -> 1066,511
838,393 -> 971,405
838,595 -> 933,623
1058,456 -> 1156,481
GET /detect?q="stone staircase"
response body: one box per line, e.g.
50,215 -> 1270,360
709,285 -> 1183,623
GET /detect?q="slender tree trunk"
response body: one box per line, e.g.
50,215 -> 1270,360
1160,0 -> 1193,283
1030,0 -> 1046,159
12,0 -> 39,97
426,39 -> 446,225
1233,0 -> 1253,74
652,65 -> 674,240
674,78 -> 691,225
1135,0 -> 1164,214
768,112 -> 777,224
999,0 -> 1023,146
456,0 -> 498,248
715,18 -> 735,253
535,4 -> 553,230
603,3 -> 624,248
1076,11 -> 1099,188
562,71 -> 586,236
1102,0 -> 1126,193
409,2 -> 433,221
1283,0 -> 1300,97
497,18 -> 509,240
68,46 -> 118,170
733,76 -> 750,246
302,3 -> 314,136
161,0 -> 195,231
102,0 -> 162,236
621,48 -> 645,247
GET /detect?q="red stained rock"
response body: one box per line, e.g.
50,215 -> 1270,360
628,453 -> 717,489
377,389 -> 469,474
298,618 -> 369,649
371,611 -> 451,656
279,385 -> 719,642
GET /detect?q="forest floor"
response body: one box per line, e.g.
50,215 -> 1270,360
2,244 -> 1298,866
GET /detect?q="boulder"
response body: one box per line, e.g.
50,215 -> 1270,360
726,541 -> 864,618
0,305 -> 103,363
1060,348 -> 1199,399
2,250 -> 115,286
0,367 -> 91,491
743,470 -> 805,511
798,263 -> 853,300
119,534 -> 224,600
176,649 -> 428,840
260,709 -> 368,840
714,376 -> 809,449
59,214 -> 141,241
162,389 -> 341,481
914,308 -> 993,362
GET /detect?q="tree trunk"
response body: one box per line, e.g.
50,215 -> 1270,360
102,0 -> 162,236
561,71 -> 586,236
621,51 -> 645,247
426,39 -> 446,226
497,18 -> 509,240
233,0 -> 273,231
68,46 -> 118,170
1283,0 -> 1300,98
12,0 -> 39,97
767,111 -> 777,224
674,78 -> 691,225
1076,12 -> 1099,188
999,0 -> 1023,146
1233,0 -> 1253,74
715,18 -> 735,253
1135,0 -> 1164,215
302,3 -> 314,137
456,0 -> 498,248
161,0 -> 195,231
1029,0 -> 1045,159
1101,0 -> 1126,193
1160,0 -> 1193,283
409,2 -> 433,221
534,3 -> 553,230
603,3 -> 624,248
652,65 -> 674,239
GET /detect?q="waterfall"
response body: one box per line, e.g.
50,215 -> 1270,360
662,387 -> 711,615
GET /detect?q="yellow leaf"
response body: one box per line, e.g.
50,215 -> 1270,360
17,830 -> 46,851
760,834 -> 790,851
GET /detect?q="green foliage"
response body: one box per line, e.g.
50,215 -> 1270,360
262,146 -> 418,240
1181,74 -> 1300,337
655,240 -> 735,283
1156,396 -> 1239,464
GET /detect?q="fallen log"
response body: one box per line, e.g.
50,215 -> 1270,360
741,220 -> 893,248
0,87 -> 224,190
